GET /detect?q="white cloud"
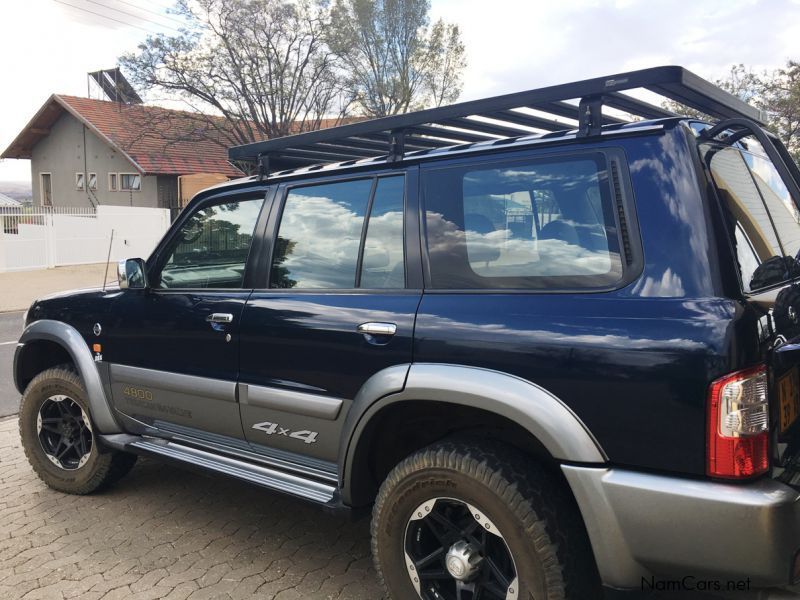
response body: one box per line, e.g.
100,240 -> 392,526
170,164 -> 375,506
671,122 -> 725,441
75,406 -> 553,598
430,0 -> 800,100
0,0 -> 180,182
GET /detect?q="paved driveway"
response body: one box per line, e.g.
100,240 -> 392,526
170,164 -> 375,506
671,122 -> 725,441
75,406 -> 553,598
0,417 -> 384,600
1,415 -> 799,599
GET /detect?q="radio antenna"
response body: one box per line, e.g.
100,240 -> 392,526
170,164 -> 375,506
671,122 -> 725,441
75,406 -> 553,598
102,229 -> 115,291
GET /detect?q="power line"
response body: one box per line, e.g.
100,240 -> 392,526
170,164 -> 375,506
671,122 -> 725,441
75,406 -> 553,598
135,0 -> 175,9
52,0 -> 156,33
112,0 -> 187,27
80,0 -> 183,32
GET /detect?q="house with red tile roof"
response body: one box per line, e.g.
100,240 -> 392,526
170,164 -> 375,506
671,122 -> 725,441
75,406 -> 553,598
1,94 -> 249,210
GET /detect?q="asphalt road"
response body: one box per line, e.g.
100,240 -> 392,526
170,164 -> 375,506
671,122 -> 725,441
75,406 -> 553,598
0,311 -> 23,417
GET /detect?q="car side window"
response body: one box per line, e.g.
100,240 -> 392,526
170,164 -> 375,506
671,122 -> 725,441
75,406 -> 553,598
702,142 -> 800,292
270,179 -> 373,288
360,176 -> 405,289
154,197 -> 265,289
423,153 -> 623,289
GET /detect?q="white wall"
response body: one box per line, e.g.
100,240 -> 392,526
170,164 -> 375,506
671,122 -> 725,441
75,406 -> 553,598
0,206 -> 170,272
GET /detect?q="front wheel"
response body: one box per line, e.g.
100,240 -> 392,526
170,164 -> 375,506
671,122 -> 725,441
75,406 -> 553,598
371,441 -> 599,599
19,366 -> 137,495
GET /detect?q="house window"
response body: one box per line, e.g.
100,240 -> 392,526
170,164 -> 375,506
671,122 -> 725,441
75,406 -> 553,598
40,173 -> 52,206
75,173 -> 85,191
120,173 -> 141,192
109,173 -> 118,191
88,173 -> 97,190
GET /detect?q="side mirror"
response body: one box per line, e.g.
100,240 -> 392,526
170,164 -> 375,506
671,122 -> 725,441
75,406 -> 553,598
117,258 -> 148,290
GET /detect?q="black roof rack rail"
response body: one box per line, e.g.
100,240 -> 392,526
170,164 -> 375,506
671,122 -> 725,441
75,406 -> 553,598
228,65 -> 766,175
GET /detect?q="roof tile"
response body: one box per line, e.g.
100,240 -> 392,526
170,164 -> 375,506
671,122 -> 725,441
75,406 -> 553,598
58,95 -> 245,177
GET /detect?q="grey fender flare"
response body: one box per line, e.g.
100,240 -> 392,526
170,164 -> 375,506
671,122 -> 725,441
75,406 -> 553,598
339,362 -> 607,504
14,319 -> 121,433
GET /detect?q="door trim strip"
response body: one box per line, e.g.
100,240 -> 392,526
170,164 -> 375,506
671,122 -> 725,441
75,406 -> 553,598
109,364 -> 236,403
240,383 -> 344,420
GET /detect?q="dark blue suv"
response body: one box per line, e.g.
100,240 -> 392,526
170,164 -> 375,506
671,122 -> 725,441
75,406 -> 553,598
13,67 -> 800,599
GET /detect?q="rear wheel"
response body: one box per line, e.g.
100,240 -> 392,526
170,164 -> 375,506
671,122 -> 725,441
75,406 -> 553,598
19,366 -> 137,494
371,441 -> 599,599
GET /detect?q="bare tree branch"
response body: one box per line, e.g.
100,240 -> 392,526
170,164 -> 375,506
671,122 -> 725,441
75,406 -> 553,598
120,0 -> 351,145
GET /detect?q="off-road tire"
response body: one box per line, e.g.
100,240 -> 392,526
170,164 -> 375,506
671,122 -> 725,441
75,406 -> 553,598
371,440 -> 600,599
19,366 -> 137,494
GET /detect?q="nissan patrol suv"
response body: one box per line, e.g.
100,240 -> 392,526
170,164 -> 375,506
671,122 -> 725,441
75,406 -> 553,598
13,66 -> 800,599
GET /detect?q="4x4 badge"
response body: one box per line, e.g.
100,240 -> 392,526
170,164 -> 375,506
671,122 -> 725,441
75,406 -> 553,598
251,421 -> 318,444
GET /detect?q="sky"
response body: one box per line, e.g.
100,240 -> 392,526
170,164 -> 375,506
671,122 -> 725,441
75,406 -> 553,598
1,0 -> 799,184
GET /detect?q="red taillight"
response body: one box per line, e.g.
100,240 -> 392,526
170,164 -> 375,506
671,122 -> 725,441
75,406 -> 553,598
707,365 -> 770,479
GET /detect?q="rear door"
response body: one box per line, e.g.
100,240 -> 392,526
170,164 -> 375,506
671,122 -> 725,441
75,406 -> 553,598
238,170 -> 422,465
700,134 -> 800,482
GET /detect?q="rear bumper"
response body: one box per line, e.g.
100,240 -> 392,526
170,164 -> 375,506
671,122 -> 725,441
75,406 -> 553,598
562,465 -> 800,589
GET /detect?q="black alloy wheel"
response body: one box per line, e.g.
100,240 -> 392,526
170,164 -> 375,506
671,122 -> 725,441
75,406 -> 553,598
36,394 -> 93,470
404,496 -> 518,600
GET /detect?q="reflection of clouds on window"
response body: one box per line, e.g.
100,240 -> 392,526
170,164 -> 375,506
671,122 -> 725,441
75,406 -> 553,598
467,167 -> 601,191
428,212 -> 614,278
213,202 -> 263,229
271,179 -> 372,289
424,155 -> 620,289
361,176 -> 405,289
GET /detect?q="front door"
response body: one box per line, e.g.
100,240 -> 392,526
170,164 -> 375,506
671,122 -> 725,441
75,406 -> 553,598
238,173 -> 421,465
104,192 -> 270,443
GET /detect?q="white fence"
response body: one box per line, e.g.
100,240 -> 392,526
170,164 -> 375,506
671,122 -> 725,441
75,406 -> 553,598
0,206 -> 171,273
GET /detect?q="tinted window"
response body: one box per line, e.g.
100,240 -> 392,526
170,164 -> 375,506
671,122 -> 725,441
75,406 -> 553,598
360,177 -> 405,288
270,179 -> 373,288
744,141 -> 800,257
423,154 -> 623,289
703,142 -> 800,292
156,197 -> 264,289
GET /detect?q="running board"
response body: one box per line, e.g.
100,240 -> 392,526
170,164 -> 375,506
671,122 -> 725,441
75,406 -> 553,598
125,437 -> 337,504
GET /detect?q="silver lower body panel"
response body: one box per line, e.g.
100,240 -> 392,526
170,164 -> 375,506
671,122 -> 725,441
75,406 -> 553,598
563,465 -> 800,589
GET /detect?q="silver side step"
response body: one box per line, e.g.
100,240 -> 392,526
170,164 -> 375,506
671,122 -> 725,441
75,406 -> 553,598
128,438 -> 336,504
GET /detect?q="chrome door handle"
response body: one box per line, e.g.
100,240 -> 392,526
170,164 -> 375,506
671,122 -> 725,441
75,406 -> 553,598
357,322 -> 397,336
206,313 -> 234,324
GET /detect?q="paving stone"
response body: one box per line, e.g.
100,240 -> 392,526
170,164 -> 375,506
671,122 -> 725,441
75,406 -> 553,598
0,417 -> 383,599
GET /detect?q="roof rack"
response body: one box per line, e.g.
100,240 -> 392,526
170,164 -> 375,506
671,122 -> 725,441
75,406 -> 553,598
228,65 -> 766,175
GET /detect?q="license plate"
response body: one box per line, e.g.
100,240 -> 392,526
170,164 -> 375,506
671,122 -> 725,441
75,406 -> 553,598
779,368 -> 800,433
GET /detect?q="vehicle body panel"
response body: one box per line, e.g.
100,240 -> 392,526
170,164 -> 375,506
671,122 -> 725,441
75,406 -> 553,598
238,170 -> 423,462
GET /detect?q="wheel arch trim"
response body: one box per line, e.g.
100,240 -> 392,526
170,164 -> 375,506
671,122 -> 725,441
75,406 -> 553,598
14,319 -> 121,433
340,363 -> 607,505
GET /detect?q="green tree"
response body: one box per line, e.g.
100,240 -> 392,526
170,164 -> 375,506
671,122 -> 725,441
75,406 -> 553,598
760,61 -> 800,162
662,64 -> 761,120
328,0 -> 466,117
663,62 -> 800,162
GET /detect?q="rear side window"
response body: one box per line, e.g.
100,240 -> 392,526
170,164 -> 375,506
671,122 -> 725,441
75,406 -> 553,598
360,177 -> 405,288
270,179 -> 373,289
703,141 -> 800,292
422,153 -> 623,289
269,176 -> 406,289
